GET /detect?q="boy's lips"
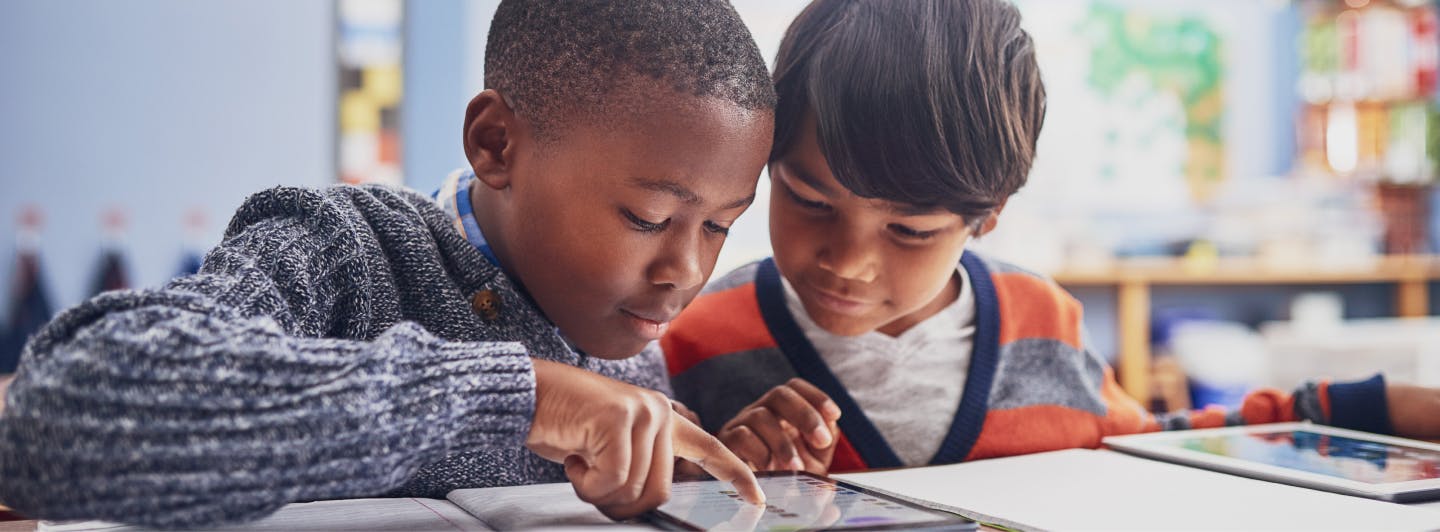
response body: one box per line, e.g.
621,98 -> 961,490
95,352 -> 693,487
619,307 -> 678,340
803,283 -> 877,316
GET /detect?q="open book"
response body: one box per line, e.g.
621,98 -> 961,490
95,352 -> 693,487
39,483 -> 643,532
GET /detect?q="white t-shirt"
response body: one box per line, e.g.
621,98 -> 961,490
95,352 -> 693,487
781,267 -> 976,466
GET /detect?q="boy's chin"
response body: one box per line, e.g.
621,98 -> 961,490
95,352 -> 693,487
811,314 -> 880,338
569,336 -> 652,361
584,349 -> 645,361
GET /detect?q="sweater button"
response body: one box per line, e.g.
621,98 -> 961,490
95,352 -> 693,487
471,290 -> 501,321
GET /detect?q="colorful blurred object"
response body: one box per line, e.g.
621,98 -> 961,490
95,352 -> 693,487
175,208 -> 208,278
1297,0 -> 1440,183
89,209 -> 130,296
89,250 -> 130,296
2,208 -> 53,374
1296,0 -> 1440,255
1085,4 -> 1226,202
337,0 -> 404,186
1377,182 -> 1432,253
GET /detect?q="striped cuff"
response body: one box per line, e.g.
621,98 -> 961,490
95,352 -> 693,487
1293,381 -> 1326,423
1326,374 -> 1393,435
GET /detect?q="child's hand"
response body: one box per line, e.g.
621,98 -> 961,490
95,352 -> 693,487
671,400 -> 708,478
526,359 -> 764,520
1388,384 -> 1440,440
672,399 -> 703,426
717,378 -> 842,474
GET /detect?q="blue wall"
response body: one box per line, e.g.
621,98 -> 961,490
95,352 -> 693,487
2,0 -> 1414,356
403,0 -> 477,189
0,0 -> 334,314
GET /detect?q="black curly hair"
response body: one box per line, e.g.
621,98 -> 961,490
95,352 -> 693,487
485,0 -> 777,141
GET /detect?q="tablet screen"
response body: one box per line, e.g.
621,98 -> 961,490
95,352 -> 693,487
1159,429 -> 1440,484
653,473 -> 967,531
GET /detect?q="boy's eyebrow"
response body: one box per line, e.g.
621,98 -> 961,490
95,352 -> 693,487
787,163 -> 942,217
885,202 -> 946,217
787,166 -> 836,196
721,193 -> 757,210
632,177 -> 701,204
630,177 -> 754,209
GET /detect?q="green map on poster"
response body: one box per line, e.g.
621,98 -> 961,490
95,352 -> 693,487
1082,3 -> 1225,201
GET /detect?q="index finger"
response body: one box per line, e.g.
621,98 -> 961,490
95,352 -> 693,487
670,400 -> 702,426
672,415 -> 766,505
785,378 -> 842,421
763,386 -> 832,450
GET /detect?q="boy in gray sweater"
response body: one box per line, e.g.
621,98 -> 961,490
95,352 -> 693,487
0,0 -> 774,527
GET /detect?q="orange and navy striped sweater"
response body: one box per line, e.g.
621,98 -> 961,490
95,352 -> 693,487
663,253 -> 1392,473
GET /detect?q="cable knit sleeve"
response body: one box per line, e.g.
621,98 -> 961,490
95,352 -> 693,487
0,210 -> 536,528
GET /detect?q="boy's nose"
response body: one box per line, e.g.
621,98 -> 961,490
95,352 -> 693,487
816,236 -> 878,284
648,234 -> 706,291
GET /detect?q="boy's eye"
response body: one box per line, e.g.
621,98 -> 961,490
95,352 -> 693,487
703,221 -> 731,236
781,182 -> 832,212
622,209 -> 669,233
889,223 -> 941,241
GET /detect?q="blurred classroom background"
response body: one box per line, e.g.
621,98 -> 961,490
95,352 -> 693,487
1,0 -> 1437,412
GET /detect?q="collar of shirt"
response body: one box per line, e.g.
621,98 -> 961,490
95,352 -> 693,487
435,168 -> 504,268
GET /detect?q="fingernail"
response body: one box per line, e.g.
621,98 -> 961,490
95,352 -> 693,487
790,456 -> 805,471
823,401 -> 841,419
812,426 -> 832,447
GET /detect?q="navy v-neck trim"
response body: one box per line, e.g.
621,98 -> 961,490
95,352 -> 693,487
753,258 -> 901,468
930,252 -> 999,464
753,253 -> 1000,468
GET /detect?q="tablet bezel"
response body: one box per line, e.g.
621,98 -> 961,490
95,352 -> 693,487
646,470 -> 977,531
1102,422 -> 1440,502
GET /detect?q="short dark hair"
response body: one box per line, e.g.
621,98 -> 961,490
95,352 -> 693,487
771,0 -> 1046,223
485,0 -> 776,140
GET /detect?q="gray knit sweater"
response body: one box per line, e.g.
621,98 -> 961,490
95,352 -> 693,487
0,185 -> 670,528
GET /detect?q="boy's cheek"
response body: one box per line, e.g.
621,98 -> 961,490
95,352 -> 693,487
770,217 -> 823,263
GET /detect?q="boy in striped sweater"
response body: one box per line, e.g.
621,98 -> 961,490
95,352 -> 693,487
663,0 -> 1440,474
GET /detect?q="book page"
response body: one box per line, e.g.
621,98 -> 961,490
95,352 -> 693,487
39,497 -> 489,532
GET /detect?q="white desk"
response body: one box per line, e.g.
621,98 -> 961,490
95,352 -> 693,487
26,449 -> 1440,531
836,449 -> 1440,531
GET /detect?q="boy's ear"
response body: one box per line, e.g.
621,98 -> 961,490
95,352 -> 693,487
976,199 -> 1008,238
463,89 -> 523,190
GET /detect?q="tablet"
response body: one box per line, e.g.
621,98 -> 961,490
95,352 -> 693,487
647,471 -> 976,531
1103,422 -> 1440,502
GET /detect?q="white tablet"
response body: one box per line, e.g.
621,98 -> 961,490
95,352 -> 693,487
1103,422 -> 1440,502
647,471 -> 976,531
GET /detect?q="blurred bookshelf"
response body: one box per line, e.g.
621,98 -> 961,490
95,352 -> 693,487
1055,254 -> 1440,403
1296,0 -> 1439,253
1055,0 -> 1440,406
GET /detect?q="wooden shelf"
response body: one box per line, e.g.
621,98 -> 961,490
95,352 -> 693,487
1053,255 -> 1440,285
1052,255 -> 1440,406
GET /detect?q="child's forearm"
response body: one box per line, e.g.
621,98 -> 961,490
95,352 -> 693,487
1387,384 -> 1440,440
0,295 -> 536,529
0,212 -> 541,528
